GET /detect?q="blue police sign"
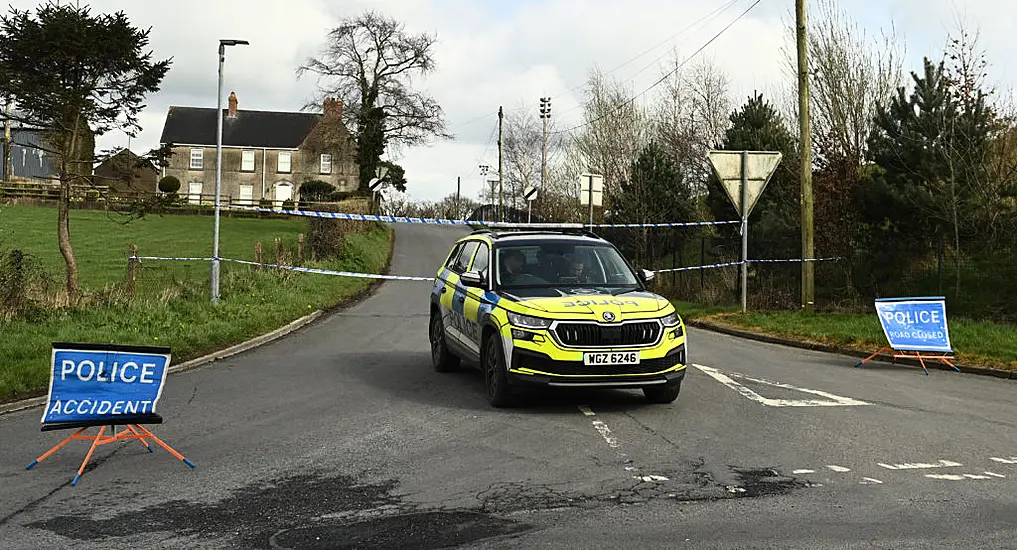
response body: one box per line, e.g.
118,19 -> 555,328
42,343 -> 172,425
873,297 -> 952,353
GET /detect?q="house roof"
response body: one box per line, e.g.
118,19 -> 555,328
158,106 -> 324,149
95,148 -> 157,170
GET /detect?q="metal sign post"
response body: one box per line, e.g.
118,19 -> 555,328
579,173 -> 603,229
707,151 -> 783,312
523,186 -> 538,223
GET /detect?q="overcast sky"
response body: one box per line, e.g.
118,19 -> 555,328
9,0 -> 1016,202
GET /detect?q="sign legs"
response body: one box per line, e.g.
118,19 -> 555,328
26,424 -> 195,486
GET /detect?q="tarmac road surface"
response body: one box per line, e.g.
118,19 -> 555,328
1,224 -> 1016,549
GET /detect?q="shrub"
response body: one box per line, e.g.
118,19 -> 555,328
281,199 -> 296,210
259,198 -> 273,208
299,179 -> 336,203
158,175 -> 181,194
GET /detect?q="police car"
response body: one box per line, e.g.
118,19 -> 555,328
429,228 -> 688,407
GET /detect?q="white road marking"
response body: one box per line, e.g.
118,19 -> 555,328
693,364 -> 870,407
990,457 -> 1017,464
984,471 -> 1006,478
792,469 -> 815,474
826,465 -> 851,472
634,474 -> 670,482
578,406 -> 596,417
878,460 -> 962,470
860,477 -> 884,484
926,473 -> 997,481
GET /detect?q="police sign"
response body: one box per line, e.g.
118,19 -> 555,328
873,297 -> 952,353
42,343 -> 171,425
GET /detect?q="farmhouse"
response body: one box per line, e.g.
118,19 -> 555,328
158,93 -> 357,205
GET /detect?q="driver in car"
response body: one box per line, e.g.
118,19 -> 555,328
499,249 -> 526,284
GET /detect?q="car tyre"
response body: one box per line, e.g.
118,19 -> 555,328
643,381 -> 681,404
482,334 -> 514,408
430,311 -> 460,372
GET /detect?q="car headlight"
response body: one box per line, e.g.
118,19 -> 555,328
507,311 -> 552,329
660,312 -> 681,327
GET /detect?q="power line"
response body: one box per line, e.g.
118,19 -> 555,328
550,0 -> 763,138
547,0 -> 745,121
447,0 -> 745,131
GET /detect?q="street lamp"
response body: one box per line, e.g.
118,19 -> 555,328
211,38 -> 249,304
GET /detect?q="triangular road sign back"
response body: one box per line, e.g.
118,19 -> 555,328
707,151 -> 782,216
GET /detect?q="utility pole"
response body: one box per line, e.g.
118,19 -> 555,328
456,176 -> 461,218
796,0 -> 815,311
497,106 -> 504,222
539,97 -> 551,219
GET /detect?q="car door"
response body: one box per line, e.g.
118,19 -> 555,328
446,240 -> 479,355
461,241 -> 490,351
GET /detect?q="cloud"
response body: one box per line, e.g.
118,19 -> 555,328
5,0 -> 1015,202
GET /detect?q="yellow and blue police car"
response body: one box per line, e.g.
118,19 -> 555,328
429,228 -> 688,407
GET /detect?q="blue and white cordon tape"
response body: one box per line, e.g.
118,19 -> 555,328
224,205 -> 739,229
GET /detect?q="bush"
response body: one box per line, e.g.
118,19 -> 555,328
281,199 -> 296,210
259,198 -> 273,208
299,179 -> 336,203
158,175 -> 181,194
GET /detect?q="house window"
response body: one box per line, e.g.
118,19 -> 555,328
277,151 -> 291,173
320,154 -> 332,175
188,181 -> 203,204
189,148 -> 203,170
241,150 -> 255,171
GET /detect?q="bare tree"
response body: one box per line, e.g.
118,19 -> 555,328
571,68 -> 651,215
297,11 -> 451,193
780,0 -> 904,166
653,54 -> 731,217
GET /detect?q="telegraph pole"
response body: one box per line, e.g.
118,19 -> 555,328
796,0 -> 815,311
497,106 -> 504,222
456,176 -> 461,218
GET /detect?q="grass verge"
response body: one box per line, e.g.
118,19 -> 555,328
0,204 -> 394,403
696,309 -> 1017,372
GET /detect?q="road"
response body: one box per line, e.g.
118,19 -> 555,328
2,224 -> 1016,549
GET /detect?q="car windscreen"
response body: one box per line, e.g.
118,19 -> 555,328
494,242 -> 640,289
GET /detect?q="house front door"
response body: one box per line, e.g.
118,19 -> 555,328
274,182 -> 293,207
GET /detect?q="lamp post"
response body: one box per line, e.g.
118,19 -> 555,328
211,38 -> 249,305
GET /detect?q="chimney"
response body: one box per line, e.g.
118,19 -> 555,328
323,97 -> 342,120
227,91 -> 238,117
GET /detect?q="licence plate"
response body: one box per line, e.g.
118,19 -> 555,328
583,351 -> 640,366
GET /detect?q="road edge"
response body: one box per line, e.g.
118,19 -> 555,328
0,223 -> 398,419
687,318 -> 1017,380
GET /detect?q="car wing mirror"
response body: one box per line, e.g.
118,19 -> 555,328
460,270 -> 485,288
640,269 -> 656,283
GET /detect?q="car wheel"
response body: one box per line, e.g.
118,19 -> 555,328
482,334 -> 514,408
430,311 -> 460,372
643,381 -> 681,404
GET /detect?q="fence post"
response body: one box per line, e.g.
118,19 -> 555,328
297,233 -> 305,265
254,241 -> 263,270
275,237 -> 283,266
127,244 -> 138,299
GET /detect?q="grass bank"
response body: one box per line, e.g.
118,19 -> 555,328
693,309 -> 1017,372
0,204 -> 393,402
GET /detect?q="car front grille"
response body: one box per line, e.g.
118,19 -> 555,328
512,347 -> 685,377
553,321 -> 661,348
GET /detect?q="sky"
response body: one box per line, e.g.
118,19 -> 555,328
7,0 -> 1016,202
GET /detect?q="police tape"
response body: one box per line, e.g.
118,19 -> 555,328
221,259 -> 436,281
748,257 -> 842,263
652,261 -> 745,273
223,205 -> 740,229
130,256 -> 436,281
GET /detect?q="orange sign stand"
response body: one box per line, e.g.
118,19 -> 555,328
855,347 -> 960,375
26,418 -> 195,486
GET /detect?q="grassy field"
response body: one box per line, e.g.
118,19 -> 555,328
0,204 -> 393,402
697,309 -> 1017,371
